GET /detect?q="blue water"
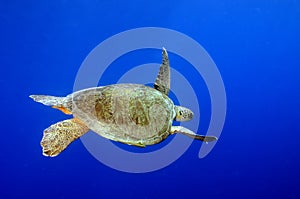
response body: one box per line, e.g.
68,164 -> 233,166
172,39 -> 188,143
1,0 -> 299,198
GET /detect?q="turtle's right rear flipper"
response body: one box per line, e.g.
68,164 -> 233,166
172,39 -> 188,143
41,118 -> 89,157
29,95 -> 64,106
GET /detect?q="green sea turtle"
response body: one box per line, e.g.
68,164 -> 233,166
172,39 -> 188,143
30,48 -> 217,157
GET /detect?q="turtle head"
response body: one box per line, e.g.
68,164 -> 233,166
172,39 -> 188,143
174,106 -> 194,121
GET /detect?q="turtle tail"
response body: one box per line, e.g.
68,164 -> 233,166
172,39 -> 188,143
29,95 -> 64,106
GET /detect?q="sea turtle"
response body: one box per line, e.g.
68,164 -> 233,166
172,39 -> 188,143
30,48 -> 217,157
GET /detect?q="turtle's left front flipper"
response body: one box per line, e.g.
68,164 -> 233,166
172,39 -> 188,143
154,47 -> 170,95
41,118 -> 89,157
171,126 -> 217,143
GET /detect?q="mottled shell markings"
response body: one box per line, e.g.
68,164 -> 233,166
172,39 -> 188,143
30,48 -> 217,157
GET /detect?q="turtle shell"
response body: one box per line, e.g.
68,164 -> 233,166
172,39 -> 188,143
69,84 -> 176,146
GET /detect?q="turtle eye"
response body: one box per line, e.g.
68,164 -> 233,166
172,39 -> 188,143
179,111 -> 183,116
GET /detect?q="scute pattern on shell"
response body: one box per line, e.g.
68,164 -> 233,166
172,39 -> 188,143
70,84 -> 175,146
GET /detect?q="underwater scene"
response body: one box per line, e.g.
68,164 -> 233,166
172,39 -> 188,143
1,0 -> 299,198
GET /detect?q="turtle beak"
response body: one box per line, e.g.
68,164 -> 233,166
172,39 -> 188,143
174,106 -> 194,121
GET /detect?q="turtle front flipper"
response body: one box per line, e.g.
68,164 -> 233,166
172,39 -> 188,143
154,47 -> 170,95
41,118 -> 89,157
171,126 -> 217,143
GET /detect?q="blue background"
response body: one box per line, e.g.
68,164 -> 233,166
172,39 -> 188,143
1,0 -> 299,198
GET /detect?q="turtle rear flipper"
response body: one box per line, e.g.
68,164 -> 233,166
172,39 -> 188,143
41,118 -> 89,157
29,95 -> 72,114
171,126 -> 217,143
30,95 -> 64,106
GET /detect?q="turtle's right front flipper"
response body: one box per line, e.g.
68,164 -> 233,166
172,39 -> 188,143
41,118 -> 89,157
171,126 -> 217,143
